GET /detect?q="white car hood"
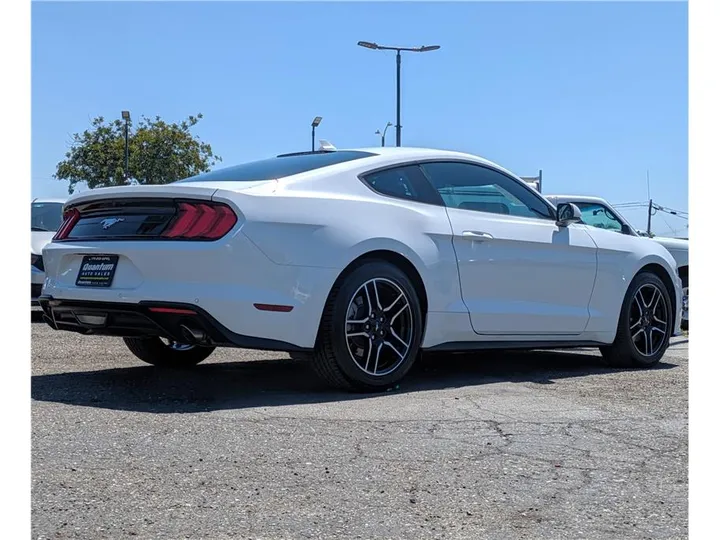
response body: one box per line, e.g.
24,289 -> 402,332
31,231 -> 55,255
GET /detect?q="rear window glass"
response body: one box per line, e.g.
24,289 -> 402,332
176,150 -> 377,183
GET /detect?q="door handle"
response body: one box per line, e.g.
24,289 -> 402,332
462,230 -> 494,240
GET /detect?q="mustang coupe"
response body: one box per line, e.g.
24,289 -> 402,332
39,147 -> 682,391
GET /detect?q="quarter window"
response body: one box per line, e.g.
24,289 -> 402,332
361,165 -> 443,205
419,162 -> 555,220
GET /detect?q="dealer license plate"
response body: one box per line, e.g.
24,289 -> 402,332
76,255 -> 119,288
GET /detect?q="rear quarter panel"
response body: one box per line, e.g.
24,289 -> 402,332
212,174 -> 464,315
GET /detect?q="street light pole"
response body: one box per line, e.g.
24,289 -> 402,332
121,110 -> 130,181
358,41 -> 440,147
375,122 -> 393,147
395,50 -> 401,147
311,116 -> 322,151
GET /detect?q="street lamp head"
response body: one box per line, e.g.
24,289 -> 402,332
357,41 -> 379,50
418,45 -> 441,52
121,110 -> 130,120
311,116 -> 322,127
386,121 -> 393,127
375,129 -> 381,135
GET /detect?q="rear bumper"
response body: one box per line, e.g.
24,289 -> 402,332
40,234 -> 338,348
38,296 -> 311,352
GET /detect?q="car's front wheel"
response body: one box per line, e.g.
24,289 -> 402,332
311,260 -> 424,391
600,271 -> 673,368
123,337 -> 215,368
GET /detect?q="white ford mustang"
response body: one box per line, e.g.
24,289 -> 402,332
40,147 -> 682,390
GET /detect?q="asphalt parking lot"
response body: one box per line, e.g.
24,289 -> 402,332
31,312 -> 688,540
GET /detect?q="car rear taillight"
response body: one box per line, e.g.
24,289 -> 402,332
53,208 -> 80,241
161,202 -> 237,240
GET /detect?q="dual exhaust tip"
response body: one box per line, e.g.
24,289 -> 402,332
47,308 -> 209,346
179,324 -> 207,345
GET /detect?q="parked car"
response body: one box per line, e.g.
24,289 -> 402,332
545,195 -> 688,330
31,198 -> 65,305
39,147 -> 682,391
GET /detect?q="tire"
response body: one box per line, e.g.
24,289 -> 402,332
680,274 -> 688,331
123,337 -> 215,368
600,271 -> 673,368
311,260 -> 424,391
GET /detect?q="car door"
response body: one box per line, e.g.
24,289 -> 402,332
419,161 -> 598,336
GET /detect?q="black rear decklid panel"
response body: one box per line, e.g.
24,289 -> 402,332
64,199 -> 178,241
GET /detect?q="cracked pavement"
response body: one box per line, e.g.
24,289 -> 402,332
31,314 -> 688,539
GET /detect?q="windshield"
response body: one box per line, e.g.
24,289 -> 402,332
574,202 -> 634,235
176,150 -> 377,183
31,202 -> 64,232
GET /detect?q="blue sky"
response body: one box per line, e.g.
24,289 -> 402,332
31,1 -> 688,235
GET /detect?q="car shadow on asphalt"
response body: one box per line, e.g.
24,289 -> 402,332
31,348 -> 680,414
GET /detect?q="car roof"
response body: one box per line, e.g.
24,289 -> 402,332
178,146 -> 529,187
344,146 -> 525,180
545,194 -> 611,205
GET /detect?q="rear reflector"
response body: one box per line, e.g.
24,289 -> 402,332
253,303 -> 294,313
148,307 -> 197,315
162,202 -> 237,240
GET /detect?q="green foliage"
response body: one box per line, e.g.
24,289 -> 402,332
54,113 -> 221,194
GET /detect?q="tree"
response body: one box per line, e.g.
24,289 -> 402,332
55,113 -> 221,194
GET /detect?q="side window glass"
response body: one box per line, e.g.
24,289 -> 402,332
420,162 -> 554,220
362,165 -> 442,205
576,203 -> 623,232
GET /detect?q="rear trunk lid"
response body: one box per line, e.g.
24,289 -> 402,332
58,181 -> 275,242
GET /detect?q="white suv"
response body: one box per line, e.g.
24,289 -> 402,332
31,198 -> 65,305
546,195 -> 688,330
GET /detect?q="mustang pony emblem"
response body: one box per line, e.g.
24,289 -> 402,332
101,218 -> 125,230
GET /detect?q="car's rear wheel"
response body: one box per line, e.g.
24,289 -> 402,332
311,260 -> 424,391
600,272 -> 672,368
123,336 -> 215,368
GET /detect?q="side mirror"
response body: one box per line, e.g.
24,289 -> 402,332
621,224 -> 632,235
556,203 -> 583,227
